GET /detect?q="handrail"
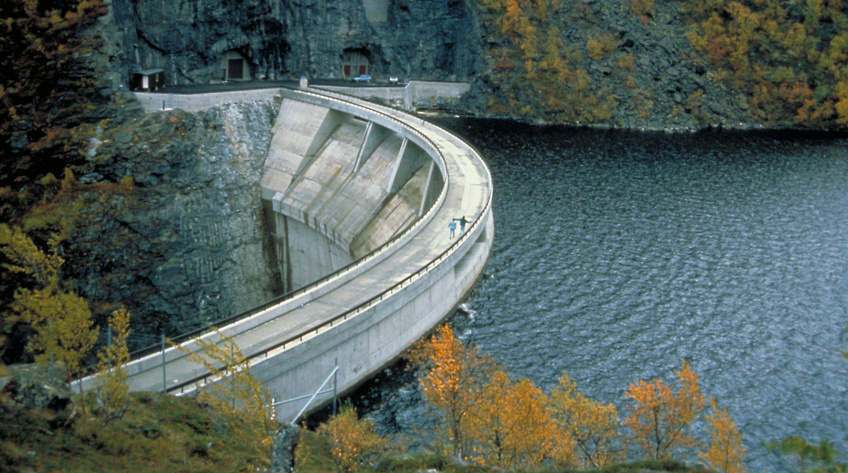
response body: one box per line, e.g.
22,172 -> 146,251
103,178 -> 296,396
91,86 -> 451,367
81,86 -> 492,399
166,120 -> 493,395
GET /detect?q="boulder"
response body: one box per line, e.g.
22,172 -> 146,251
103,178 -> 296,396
5,363 -> 70,410
270,423 -> 300,473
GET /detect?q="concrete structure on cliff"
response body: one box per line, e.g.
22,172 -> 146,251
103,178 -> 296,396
83,86 -> 493,421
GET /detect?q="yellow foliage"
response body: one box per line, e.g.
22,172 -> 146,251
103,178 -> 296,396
550,374 -> 623,469
587,38 -> 604,60
574,69 -> 591,92
0,224 -> 63,288
176,329 -> 277,454
617,51 -> 635,70
836,96 -> 848,125
541,26 -> 565,73
96,308 -> 132,418
624,360 -> 706,460
698,397 -> 746,473
632,0 -> 654,17
409,325 -> 496,458
480,0 -> 506,11
683,0 -> 848,126
468,372 -> 557,469
1,224 -> 97,416
587,33 -> 619,60
315,404 -> 387,473
803,0 -> 822,34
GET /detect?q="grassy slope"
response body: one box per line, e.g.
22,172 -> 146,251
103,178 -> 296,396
1,391 -> 711,473
0,392 -> 270,473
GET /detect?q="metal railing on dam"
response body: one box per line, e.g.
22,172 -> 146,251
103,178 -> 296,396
83,86 -> 494,421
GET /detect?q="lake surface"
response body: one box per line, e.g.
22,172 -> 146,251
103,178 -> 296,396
356,120 -> 848,471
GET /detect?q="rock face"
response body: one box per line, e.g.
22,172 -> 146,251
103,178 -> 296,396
105,0 -> 484,87
93,0 -> 761,129
4,364 -> 70,410
72,101 -> 281,341
270,423 -> 300,473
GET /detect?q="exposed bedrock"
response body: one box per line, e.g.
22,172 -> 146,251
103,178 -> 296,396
68,92 -> 434,349
70,101 -> 281,344
106,0 -> 484,87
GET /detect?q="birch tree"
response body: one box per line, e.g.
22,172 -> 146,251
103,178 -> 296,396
408,324 -> 495,459
623,360 -> 706,460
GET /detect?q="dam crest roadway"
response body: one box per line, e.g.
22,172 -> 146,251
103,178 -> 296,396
83,85 -> 494,421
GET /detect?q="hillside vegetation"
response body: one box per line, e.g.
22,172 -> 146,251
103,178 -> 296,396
0,392 -> 272,473
476,0 -> 848,129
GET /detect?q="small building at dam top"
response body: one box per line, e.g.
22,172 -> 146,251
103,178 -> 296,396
84,85 -> 493,422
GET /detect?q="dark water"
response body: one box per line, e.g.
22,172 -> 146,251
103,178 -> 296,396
357,120 -> 848,471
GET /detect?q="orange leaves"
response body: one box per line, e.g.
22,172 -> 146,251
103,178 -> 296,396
413,326 -> 562,467
468,371 -> 556,469
415,328 -> 743,468
699,398 -> 747,473
623,360 -> 706,460
409,324 -> 495,458
315,404 -> 387,473
550,374 -> 622,469
684,0 -> 848,127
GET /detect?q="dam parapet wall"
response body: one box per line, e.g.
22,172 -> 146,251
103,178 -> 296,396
97,86 -> 492,422
133,81 -> 470,114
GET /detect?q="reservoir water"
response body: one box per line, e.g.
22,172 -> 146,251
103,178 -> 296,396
358,120 -> 848,472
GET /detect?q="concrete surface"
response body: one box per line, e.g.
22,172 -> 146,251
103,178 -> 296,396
89,86 -> 492,423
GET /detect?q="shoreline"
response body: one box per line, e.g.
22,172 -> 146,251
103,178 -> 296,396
418,107 -> 848,135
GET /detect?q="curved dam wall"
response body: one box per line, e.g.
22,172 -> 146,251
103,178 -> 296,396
261,91 -> 438,291
90,87 -> 493,423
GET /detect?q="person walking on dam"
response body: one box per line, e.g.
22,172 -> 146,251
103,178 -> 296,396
448,219 -> 457,238
454,216 -> 469,234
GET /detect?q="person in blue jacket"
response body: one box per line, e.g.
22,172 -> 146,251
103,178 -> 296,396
454,216 -> 469,234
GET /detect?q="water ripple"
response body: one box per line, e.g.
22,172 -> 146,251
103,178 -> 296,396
365,123 -> 848,471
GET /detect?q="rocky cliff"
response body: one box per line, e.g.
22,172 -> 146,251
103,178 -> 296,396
102,0 -> 484,87
17,0 -> 842,351
93,0 -> 848,130
68,100 -> 281,344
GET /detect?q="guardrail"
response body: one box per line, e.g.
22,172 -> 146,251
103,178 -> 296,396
162,88 -> 493,395
81,86 -> 489,389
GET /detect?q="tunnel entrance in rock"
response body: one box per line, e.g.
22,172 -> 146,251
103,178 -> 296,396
342,49 -> 371,78
222,50 -> 250,81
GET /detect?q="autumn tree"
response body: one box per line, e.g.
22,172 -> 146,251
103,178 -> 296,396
683,0 -> 848,127
549,373 -> 623,469
177,329 -> 276,460
0,0 -> 109,186
467,371 -> 558,469
313,403 -> 388,473
699,397 -> 746,473
409,324 -> 496,459
0,223 -> 97,416
95,307 -> 131,418
624,360 -> 706,460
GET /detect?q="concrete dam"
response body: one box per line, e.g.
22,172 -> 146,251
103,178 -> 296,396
84,86 -> 494,421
